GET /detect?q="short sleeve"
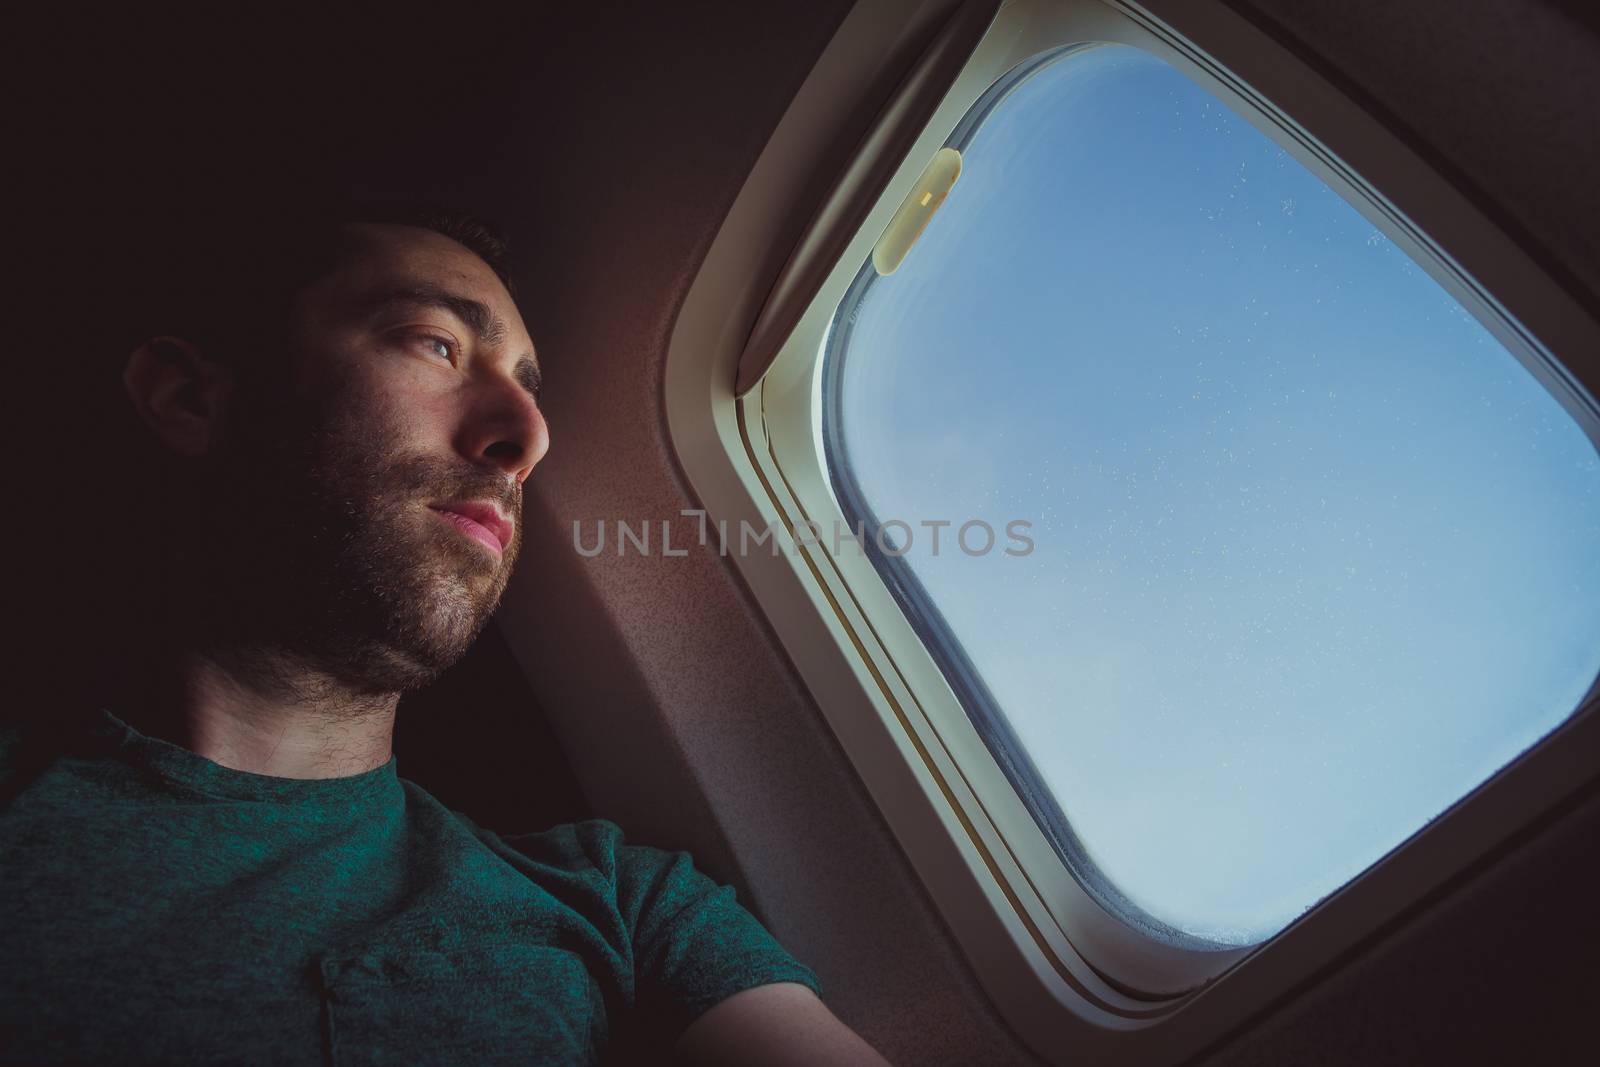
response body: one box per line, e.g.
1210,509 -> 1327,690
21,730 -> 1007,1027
595,823 -> 823,1037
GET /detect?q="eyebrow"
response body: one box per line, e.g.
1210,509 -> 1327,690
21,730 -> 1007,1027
371,283 -> 508,346
369,284 -> 543,402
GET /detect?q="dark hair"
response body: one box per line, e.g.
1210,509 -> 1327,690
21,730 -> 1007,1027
371,204 -> 515,294
131,199 -> 516,374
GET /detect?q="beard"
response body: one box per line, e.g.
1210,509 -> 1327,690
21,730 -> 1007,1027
172,377 -> 522,696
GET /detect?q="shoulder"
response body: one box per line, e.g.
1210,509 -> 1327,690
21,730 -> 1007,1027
461,815 -> 728,920
426,806 -> 642,881
491,818 -> 692,892
462,813 -> 624,856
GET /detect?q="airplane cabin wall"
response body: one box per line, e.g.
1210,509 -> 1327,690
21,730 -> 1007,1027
479,1 -> 1600,1062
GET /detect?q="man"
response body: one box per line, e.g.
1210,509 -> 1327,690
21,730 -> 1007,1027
0,205 -> 891,1066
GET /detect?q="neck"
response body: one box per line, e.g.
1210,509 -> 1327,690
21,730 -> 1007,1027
130,646 -> 400,779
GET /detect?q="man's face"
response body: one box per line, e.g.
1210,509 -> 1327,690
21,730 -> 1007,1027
195,223 -> 548,693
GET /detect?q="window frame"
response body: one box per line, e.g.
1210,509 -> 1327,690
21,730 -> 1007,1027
664,0 -> 1600,1060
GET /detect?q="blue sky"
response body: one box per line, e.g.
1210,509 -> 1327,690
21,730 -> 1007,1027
830,44 -> 1600,944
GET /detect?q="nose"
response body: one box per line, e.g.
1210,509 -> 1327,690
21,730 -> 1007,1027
460,370 -> 549,485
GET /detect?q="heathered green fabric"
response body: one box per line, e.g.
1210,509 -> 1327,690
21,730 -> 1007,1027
0,709 -> 820,1066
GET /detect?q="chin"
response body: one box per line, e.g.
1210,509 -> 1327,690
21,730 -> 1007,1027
346,608 -> 487,694
301,518 -> 513,693
392,568 -> 507,681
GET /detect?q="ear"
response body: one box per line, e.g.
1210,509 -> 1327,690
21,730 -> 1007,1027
122,336 -> 236,459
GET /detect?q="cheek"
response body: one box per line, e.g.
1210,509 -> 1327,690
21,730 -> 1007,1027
316,355 -> 459,456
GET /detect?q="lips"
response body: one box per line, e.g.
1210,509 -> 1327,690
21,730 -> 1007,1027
429,500 -> 514,558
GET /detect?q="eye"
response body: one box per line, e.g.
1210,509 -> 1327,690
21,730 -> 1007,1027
404,332 -> 457,365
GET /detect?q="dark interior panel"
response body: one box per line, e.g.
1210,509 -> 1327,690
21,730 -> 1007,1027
1201,777 -> 1600,1065
394,621 -> 590,834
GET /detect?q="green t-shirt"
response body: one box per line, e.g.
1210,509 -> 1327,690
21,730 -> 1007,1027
0,709 -> 820,1065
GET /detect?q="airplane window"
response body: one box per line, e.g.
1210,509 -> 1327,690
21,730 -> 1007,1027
821,42 -> 1600,946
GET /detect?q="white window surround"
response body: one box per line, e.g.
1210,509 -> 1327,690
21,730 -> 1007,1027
664,0 -> 1600,1062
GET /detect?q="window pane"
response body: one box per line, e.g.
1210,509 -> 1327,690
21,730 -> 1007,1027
823,43 -> 1600,946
